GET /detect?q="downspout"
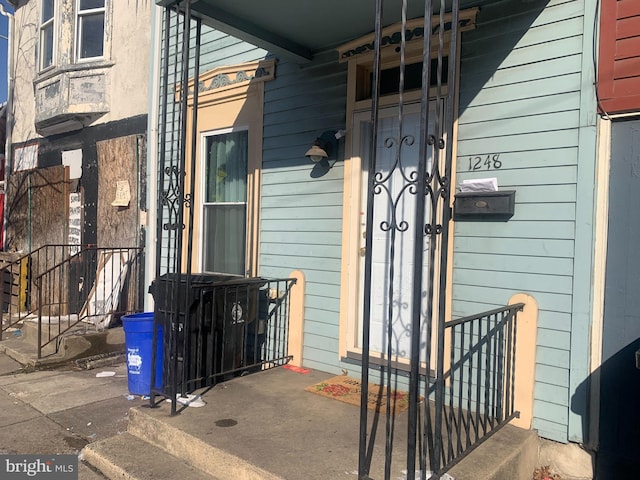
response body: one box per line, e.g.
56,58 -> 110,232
0,3 -> 13,251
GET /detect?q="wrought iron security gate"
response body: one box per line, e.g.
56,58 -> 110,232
154,0 -> 521,477
151,4 -> 296,414
357,2 -> 521,479
357,0 -> 459,478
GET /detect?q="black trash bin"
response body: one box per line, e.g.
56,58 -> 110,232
149,273 -> 267,393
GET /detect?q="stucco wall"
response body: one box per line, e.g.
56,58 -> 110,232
11,1 -> 38,144
10,0 -> 152,145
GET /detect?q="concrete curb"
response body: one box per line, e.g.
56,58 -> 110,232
127,407 -> 285,480
82,432 -> 218,480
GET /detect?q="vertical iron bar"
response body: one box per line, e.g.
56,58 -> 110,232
358,0 -> 383,477
176,2 -> 193,399
448,326 -> 456,462
504,310 -> 514,419
432,0 -> 460,473
266,282 -> 273,364
484,314 -> 498,434
161,5 -> 180,414
155,1 -> 170,285
510,314 -> 518,416
496,311 -> 505,422
474,318 -> 482,444
152,3 -> 170,396
491,313 -> 499,427
431,0 -> 447,470
457,323 -> 465,455
382,1 -> 410,477
37,279 -> 42,359
483,315 -> 492,436
183,14 -> 201,394
416,0 -> 434,477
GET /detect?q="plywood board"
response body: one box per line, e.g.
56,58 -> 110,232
5,166 -> 68,253
96,135 -> 142,248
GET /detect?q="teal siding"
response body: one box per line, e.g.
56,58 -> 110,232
157,0 -> 599,446
157,16 -> 267,274
454,0 -> 596,443
259,51 -> 348,373
159,18 -> 348,374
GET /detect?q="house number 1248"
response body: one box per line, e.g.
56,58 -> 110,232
468,154 -> 501,171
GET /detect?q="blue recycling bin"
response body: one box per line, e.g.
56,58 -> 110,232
122,312 -> 163,395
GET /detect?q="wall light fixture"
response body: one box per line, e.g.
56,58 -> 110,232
305,129 -> 346,169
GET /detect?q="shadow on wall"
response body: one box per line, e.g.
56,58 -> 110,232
571,338 -> 640,479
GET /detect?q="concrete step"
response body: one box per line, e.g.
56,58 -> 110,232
82,432 -> 219,480
82,366 -> 539,480
126,407 -> 284,480
448,423 -> 539,480
0,324 -> 125,367
125,401 -> 537,480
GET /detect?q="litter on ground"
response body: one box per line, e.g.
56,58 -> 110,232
166,394 -> 206,408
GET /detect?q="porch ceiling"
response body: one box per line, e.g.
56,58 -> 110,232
157,0 -> 502,63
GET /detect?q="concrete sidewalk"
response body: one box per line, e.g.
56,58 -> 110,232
0,356 -> 147,479
85,366 -> 538,480
0,352 -> 539,480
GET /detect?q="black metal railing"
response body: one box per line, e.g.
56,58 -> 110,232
150,275 -> 296,414
0,244 -> 90,340
426,303 -> 524,475
34,246 -> 143,358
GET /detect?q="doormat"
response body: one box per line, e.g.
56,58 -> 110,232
305,376 -> 420,414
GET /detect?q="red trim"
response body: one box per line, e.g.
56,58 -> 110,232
598,0 -> 640,114
618,0 -> 640,20
617,36 -> 640,60
598,0 -> 617,104
616,15 -> 640,40
599,95 -> 640,114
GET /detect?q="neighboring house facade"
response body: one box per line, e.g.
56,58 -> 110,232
148,0 -> 636,477
594,0 -> 640,476
5,0 -> 151,254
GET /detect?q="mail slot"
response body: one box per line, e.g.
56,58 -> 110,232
453,190 -> 516,219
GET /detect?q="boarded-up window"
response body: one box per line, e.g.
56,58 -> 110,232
5,165 -> 68,253
96,135 -> 144,248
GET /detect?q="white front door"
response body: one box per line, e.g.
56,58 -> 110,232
353,103 -> 441,363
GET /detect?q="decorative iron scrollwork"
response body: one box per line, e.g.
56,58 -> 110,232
161,165 -> 188,231
374,134 -> 419,233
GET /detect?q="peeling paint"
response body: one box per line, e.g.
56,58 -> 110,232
12,0 -> 151,142
69,75 -> 105,104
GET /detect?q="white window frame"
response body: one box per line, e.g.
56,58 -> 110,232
75,0 -> 106,62
199,125 -> 250,276
39,0 -> 56,71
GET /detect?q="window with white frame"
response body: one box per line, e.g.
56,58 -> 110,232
76,0 -> 105,61
39,0 -> 55,70
202,128 -> 249,276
